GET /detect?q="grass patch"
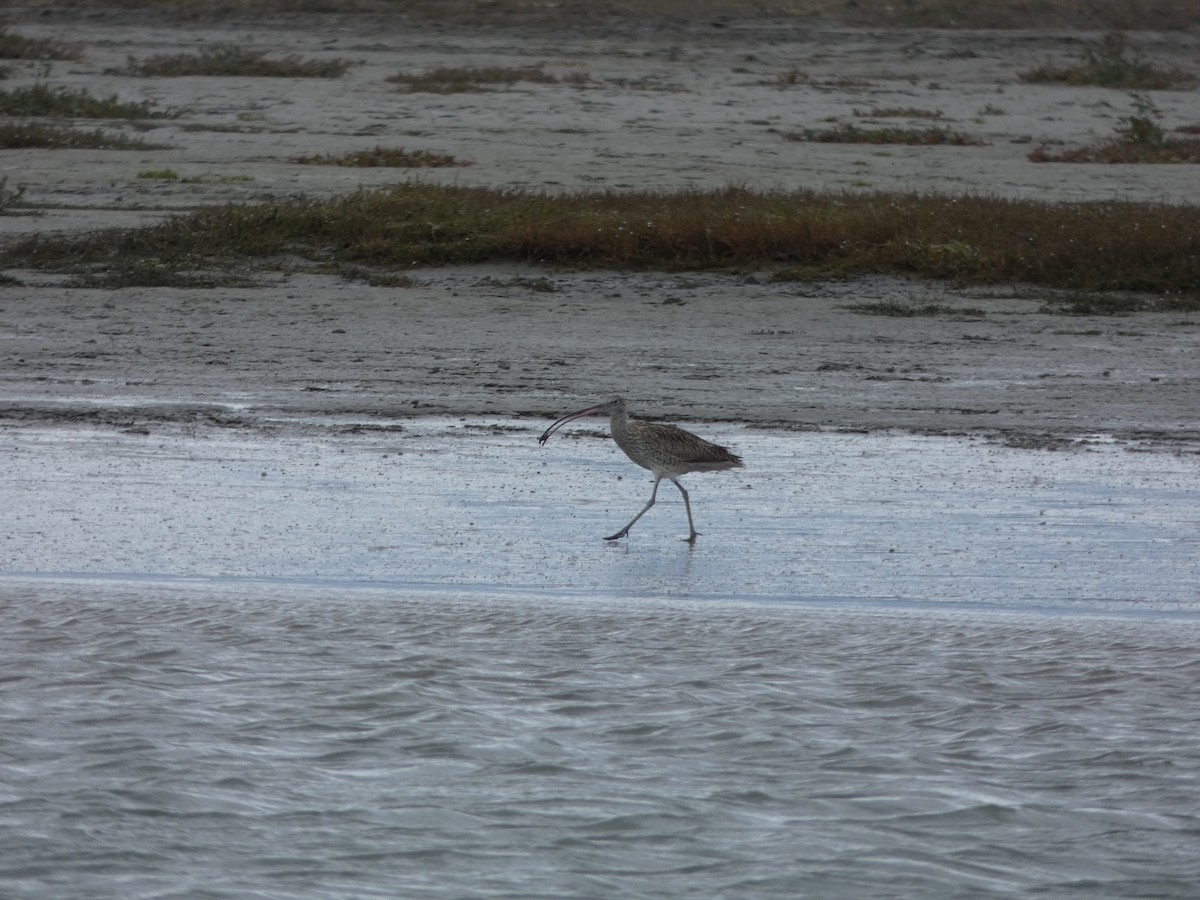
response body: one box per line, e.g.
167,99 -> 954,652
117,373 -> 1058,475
784,124 -> 985,145
387,65 -> 582,93
137,168 -> 180,180
290,146 -> 470,168
326,263 -> 416,287
0,83 -> 169,118
846,301 -> 985,317
124,45 -> 352,78
0,121 -> 171,149
606,76 -> 684,92
1030,94 -> 1200,163
2,184 -> 1197,297
1039,292 -> 1200,315
187,174 -> 254,184
0,27 -> 84,61
1030,138 -> 1200,163
66,261 -> 257,289
854,107 -> 944,119
1020,32 -> 1195,89
838,0 -> 1196,29
479,275 -> 559,293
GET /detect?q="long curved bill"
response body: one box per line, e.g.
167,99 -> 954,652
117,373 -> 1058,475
538,402 -> 610,445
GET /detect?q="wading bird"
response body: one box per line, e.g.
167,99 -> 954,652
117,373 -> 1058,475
538,396 -> 742,543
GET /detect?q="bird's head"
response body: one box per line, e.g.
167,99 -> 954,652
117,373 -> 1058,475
538,396 -> 626,445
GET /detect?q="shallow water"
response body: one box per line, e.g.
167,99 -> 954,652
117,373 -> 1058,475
3,420 -> 1197,607
2,422 -> 1199,898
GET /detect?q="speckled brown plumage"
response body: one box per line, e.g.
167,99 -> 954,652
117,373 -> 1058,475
538,396 -> 742,543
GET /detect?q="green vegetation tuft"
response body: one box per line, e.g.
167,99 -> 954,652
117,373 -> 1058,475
0,121 -> 171,149
784,123 -> 985,145
67,261 -> 257,289
1030,94 -> 1200,163
125,44 -> 352,78
1042,293 -> 1143,315
1040,292 -> 1200,315
387,65 -> 576,93
1020,31 -> 1196,89
2,185 -> 1197,297
290,146 -> 470,168
854,107 -> 945,119
0,83 -> 169,118
846,301 -> 985,317
326,264 -> 416,287
0,27 -> 83,61
1030,138 -> 1200,163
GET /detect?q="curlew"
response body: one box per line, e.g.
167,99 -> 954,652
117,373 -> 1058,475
538,396 -> 743,543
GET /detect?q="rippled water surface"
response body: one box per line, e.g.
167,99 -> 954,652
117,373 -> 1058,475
2,422 -> 1199,897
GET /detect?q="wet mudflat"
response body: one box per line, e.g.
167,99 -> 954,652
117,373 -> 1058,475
3,419 -> 1197,607
3,421 -> 1199,898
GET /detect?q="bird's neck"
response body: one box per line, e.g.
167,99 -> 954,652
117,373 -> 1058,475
609,408 -> 630,439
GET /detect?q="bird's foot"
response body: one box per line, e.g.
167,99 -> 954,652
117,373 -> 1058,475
604,529 -> 629,541
685,532 -> 699,544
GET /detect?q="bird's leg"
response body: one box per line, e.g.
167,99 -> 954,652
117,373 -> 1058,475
670,478 -> 699,543
604,476 -> 661,541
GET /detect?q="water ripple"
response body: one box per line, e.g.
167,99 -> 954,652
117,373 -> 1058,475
2,584 -> 1199,898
